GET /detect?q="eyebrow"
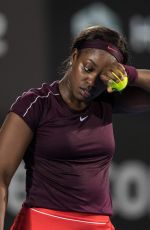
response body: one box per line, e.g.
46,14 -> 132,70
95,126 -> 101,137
87,59 -> 97,67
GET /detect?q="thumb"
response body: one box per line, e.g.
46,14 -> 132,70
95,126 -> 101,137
107,85 -> 113,93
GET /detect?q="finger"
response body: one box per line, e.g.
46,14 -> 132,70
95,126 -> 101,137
118,63 -> 127,75
112,69 -> 127,82
100,74 -> 110,85
107,85 -> 113,93
107,80 -> 116,93
111,71 -> 120,82
107,85 -> 115,93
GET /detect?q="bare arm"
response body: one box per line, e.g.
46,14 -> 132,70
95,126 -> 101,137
0,112 -> 33,230
101,63 -> 150,113
113,69 -> 150,113
101,63 -> 150,93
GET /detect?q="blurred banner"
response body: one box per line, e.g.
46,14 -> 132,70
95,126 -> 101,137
0,0 -> 50,229
1,1 -> 150,230
0,0 -> 50,118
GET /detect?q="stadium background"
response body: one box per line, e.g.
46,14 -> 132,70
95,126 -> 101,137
0,1 -> 150,229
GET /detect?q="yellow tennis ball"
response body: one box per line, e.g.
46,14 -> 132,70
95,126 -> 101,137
108,71 -> 128,92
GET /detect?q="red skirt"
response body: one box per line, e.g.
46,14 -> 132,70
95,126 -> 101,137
10,207 -> 115,230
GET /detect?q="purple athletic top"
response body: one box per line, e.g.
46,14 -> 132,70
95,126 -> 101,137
10,81 -> 116,215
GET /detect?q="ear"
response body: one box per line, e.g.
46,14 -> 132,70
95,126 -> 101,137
70,48 -> 78,65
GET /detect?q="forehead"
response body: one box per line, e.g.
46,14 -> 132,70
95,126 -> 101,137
78,48 -> 117,65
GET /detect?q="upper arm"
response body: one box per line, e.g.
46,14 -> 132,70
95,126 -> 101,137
0,112 -> 33,187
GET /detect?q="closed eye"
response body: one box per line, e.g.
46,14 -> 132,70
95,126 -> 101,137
83,66 -> 94,73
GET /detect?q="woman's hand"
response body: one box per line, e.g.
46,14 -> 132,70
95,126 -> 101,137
100,62 -> 127,93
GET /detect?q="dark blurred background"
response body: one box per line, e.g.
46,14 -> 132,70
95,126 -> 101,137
0,1 -> 150,229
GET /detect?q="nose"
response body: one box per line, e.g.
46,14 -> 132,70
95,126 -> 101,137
86,74 -> 97,87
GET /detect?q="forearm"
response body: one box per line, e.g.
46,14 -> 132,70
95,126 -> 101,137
112,67 -> 150,113
132,69 -> 150,92
0,185 -> 8,230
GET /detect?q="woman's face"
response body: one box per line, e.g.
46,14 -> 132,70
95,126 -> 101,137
68,48 -> 116,101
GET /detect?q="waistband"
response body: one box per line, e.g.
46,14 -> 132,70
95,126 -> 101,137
31,207 -> 110,225
10,207 -> 115,230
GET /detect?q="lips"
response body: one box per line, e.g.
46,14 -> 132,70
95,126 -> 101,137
80,87 -> 91,98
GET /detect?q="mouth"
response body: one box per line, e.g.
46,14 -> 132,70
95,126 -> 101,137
80,87 -> 91,98
80,80 -> 106,101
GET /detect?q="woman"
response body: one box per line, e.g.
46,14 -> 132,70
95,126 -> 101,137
0,25 -> 150,230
